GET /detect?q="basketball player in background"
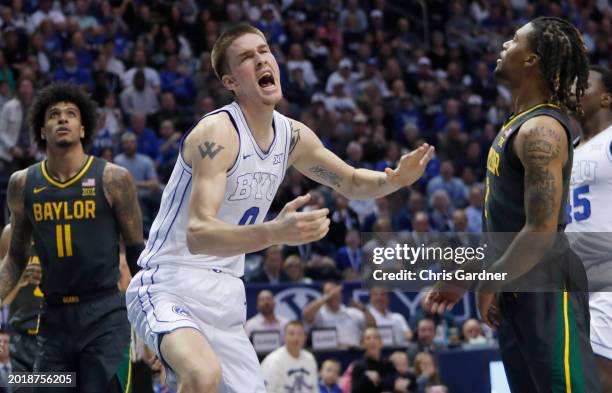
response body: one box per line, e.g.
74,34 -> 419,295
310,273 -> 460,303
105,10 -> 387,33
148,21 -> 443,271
126,24 -> 434,393
566,65 -> 612,391
0,83 -> 145,392
426,18 -> 601,392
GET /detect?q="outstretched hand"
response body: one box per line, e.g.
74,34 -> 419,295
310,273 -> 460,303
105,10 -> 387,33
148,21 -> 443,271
384,144 -> 435,187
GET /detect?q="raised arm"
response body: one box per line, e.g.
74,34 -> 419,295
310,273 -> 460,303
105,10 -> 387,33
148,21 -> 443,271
288,120 -> 434,200
103,163 -> 145,276
0,170 -> 33,300
184,114 -> 330,257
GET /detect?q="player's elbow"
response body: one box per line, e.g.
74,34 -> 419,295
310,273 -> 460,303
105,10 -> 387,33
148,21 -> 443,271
186,218 -> 215,255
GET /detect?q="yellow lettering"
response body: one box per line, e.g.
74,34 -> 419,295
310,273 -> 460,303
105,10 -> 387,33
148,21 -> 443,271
33,203 -> 42,221
486,148 -> 500,176
63,202 -> 73,220
85,200 -> 95,219
497,135 -> 506,148
52,202 -> 62,220
73,201 -> 84,219
44,203 -> 53,221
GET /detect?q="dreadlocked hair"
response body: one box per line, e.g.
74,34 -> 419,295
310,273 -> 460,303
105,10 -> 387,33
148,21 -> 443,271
527,17 -> 589,116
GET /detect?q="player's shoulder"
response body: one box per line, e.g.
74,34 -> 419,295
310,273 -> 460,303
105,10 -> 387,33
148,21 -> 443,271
6,168 -> 29,210
102,162 -> 136,192
516,115 -> 569,147
7,168 -> 28,194
187,111 -> 236,142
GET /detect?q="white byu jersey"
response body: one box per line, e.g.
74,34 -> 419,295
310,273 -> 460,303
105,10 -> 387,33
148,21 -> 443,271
138,102 -> 292,277
566,124 -> 612,289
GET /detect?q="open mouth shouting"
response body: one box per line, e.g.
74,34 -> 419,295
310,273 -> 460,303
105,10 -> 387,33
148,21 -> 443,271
257,71 -> 276,91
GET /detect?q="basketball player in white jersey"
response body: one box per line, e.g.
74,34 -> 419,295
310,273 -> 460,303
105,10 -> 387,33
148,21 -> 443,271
566,65 -> 612,391
125,24 -> 434,393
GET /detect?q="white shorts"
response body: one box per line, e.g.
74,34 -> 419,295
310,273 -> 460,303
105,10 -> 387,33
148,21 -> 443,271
589,291 -> 612,360
126,264 -> 266,393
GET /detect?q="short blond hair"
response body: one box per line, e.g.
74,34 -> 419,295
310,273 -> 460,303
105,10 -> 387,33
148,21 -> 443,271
211,24 -> 267,80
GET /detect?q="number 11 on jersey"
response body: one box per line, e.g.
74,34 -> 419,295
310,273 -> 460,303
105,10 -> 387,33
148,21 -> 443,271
55,224 -> 73,257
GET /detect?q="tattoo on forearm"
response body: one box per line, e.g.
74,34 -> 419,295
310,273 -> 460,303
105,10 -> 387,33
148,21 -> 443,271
377,177 -> 387,187
198,141 -> 225,160
1,171 -> 31,296
309,166 -> 343,188
522,126 -> 562,226
104,165 -> 144,245
289,122 -> 301,155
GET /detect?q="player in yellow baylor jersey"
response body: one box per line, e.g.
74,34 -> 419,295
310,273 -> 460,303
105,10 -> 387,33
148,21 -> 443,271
426,18 -> 602,392
0,83 -> 145,393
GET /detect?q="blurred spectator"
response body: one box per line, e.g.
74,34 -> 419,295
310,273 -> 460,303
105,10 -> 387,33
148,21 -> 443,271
249,245 -> 290,284
120,70 -> 160,116
351,327 -> 396,393
401,211 -> 432,246
414,352 -> 442,393
0,49 -> 15,91
159,55 -> 196,106
0,330 -> 11,387
426,161 -> 468,207
0,78 -> 36,171
363,197 -> 394,232
152,92 -> 193,132
407,319 -> 445,362
96,91 -> 121,132
54,50 -> 93,90
128,112 -> 159,160
325,58 -> 358,95
450,209 -> 468,232
101,39 -> 125,78
465,185 -> 484,233
429,190 -> 453,232
389,351 -> 418,393
114,132 -> 161,234
319,359 -> 342,393
245,290 -> 288,342
302,281 -> 375,348
368,287 -> 413,346
324,82 -> 358,113
27,0 -> 66,33
328,192 -> 360,248
123,49 -> 161,93
286,43 -> 318,87
261,321 -> 318,393
157,119 -> 181,183
334,229 -> 363,275
461,318 -> 487,346
255,4 -> 285,46
284,255 -> 312,284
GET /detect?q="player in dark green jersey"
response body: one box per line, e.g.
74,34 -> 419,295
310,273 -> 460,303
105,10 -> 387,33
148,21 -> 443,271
0,83 -> 145,393
426,18 -> 602,392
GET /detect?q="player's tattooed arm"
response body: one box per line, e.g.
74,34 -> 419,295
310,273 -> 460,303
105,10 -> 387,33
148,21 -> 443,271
198,141 -> 225,160
288,121 -> 301,156
290,120 -> 433,199
103,164 -> 144,275
477,119 -> 567,291
0,170 -> 32,300
519,124 -> 564,230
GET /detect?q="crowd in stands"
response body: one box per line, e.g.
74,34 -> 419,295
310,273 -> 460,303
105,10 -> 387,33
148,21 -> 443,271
1,0 -> 611,392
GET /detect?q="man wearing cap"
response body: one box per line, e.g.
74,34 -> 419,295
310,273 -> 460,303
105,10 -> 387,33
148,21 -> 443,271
326,58 -> 358,95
